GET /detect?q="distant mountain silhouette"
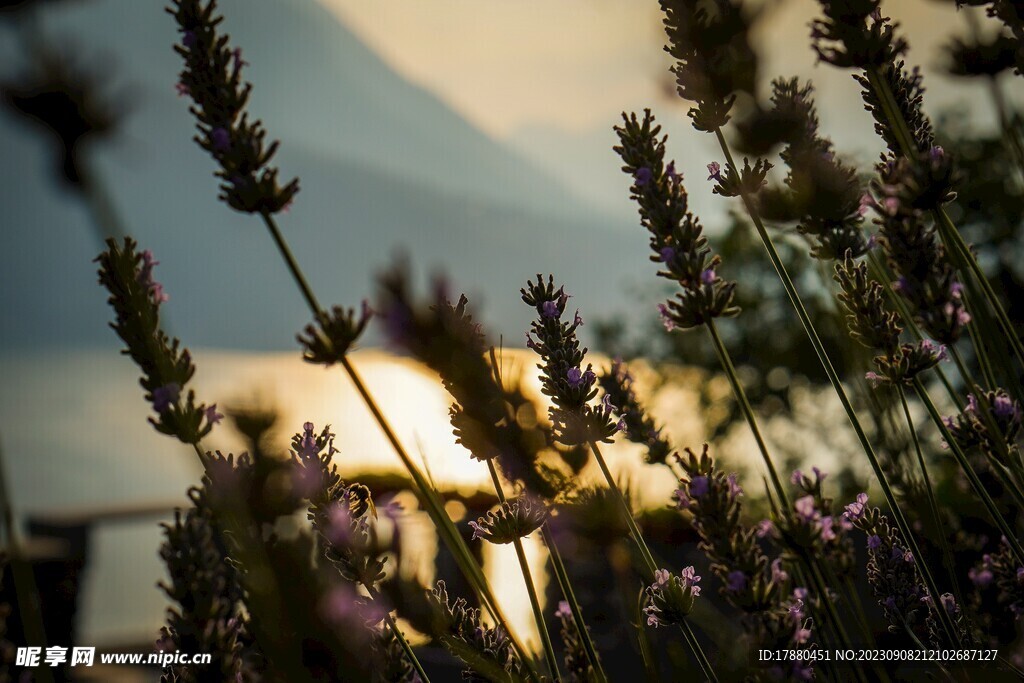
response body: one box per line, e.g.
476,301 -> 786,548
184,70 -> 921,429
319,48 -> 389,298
0,0 -> 649,350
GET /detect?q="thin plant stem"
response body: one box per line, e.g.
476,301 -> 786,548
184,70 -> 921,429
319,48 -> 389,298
540,526 -> 608,683
912,378 -> 1024,565
705,320 -> 788,506
586,440 -> 657,576
587,441 -> 717,679
377,596 -> 432,683
895,385 -> 962,607
485,462 -> 561,681
710,126 -> 962,645
257,212 -> 536,675
678,619 -> 717,683
0,438 -> 55,683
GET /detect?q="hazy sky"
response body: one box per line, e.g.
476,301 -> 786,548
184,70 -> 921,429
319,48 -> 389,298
320,0 -> 1002,137
318,0 -> 1015,212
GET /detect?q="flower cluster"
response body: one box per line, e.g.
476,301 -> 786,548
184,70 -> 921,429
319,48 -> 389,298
554,601 -> 600,683
598,359 -> 673,465
843,494 -> 931,641
672,446 -> 813,678
469,495 -> 549,545
522,276 -> 620,446
297,302 -> 372,366
613,110 -> 740,330
834,253 -> 947,387
971,539 -> 1024,620
765,78 -> 869,260
943,390 -> 1023,462
169,0 -> 298,213
643,566 -> 702,628
96,238 -> 222,443
157,499 -> 248,681
784,468 -> 856,581
706,156 -> 773,200
428,581 -> 528,681
866,179 -> 970,346
379,267 -> 560,497
944,31 -> 1018,78
673,445 -> 782,614
659,0 -> 757,131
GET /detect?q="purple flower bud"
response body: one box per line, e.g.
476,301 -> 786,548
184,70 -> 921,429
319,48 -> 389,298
858,193 -> 873,216
726,570 -> 747,592
665,161 -> 679,181
659,247 -> 675,263
756,519 -> 775,538
812,466 -> 827,482
657,303 -> 676,331
884,596 -> 896,610
967,394 -> 979,413
574,310 -> 584,327
968,567 -> 993,587
700,268 -> 715,284
204,404 -> 224,425
790,469 -> 804,485
182,30 -> 197,48
469,521 -> 485,541
525,333 -> 539,351
567,367 -> 584,388
820,516 -> 836,542
864,371 -> 884,388
653,568 -> 672,586
726,473 -> 742,500
771,558 -> 788,583
929,146 -> 945,162
706,161 -> 722,182
672,487 -> 690,509
939,593 -> 957,614
555,601 -> 572,619
993,395 -> 1019,421
634,167 -> 653,186
152,383 -> 181,413
175,82 -> 190,97
541,300 -> 559,318
794,495 -> 817,522
843,492 -> 868,521
211,127 -> 230,152
794,628 -> 812,644
689,475 -> 709,498
867,534 -> 882,550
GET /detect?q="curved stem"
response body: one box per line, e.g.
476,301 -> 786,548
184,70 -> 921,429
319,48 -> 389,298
486,463 -> 561,681
710,126 -> 961,645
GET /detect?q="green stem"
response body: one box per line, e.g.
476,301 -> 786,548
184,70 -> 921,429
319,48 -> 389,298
588,441 -> 717,680
540,525 -> 608,683
486,463 -> 561,681
705,320 -> 788,506
710,126 -> 962,647
895,385 -> 963,607
0,438 -> 55,683
912,379 -> 1024,565
587,440 -> 657,576
258,212 -> 536,675
678,619 -> 718,683
377,596 -> 432,683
